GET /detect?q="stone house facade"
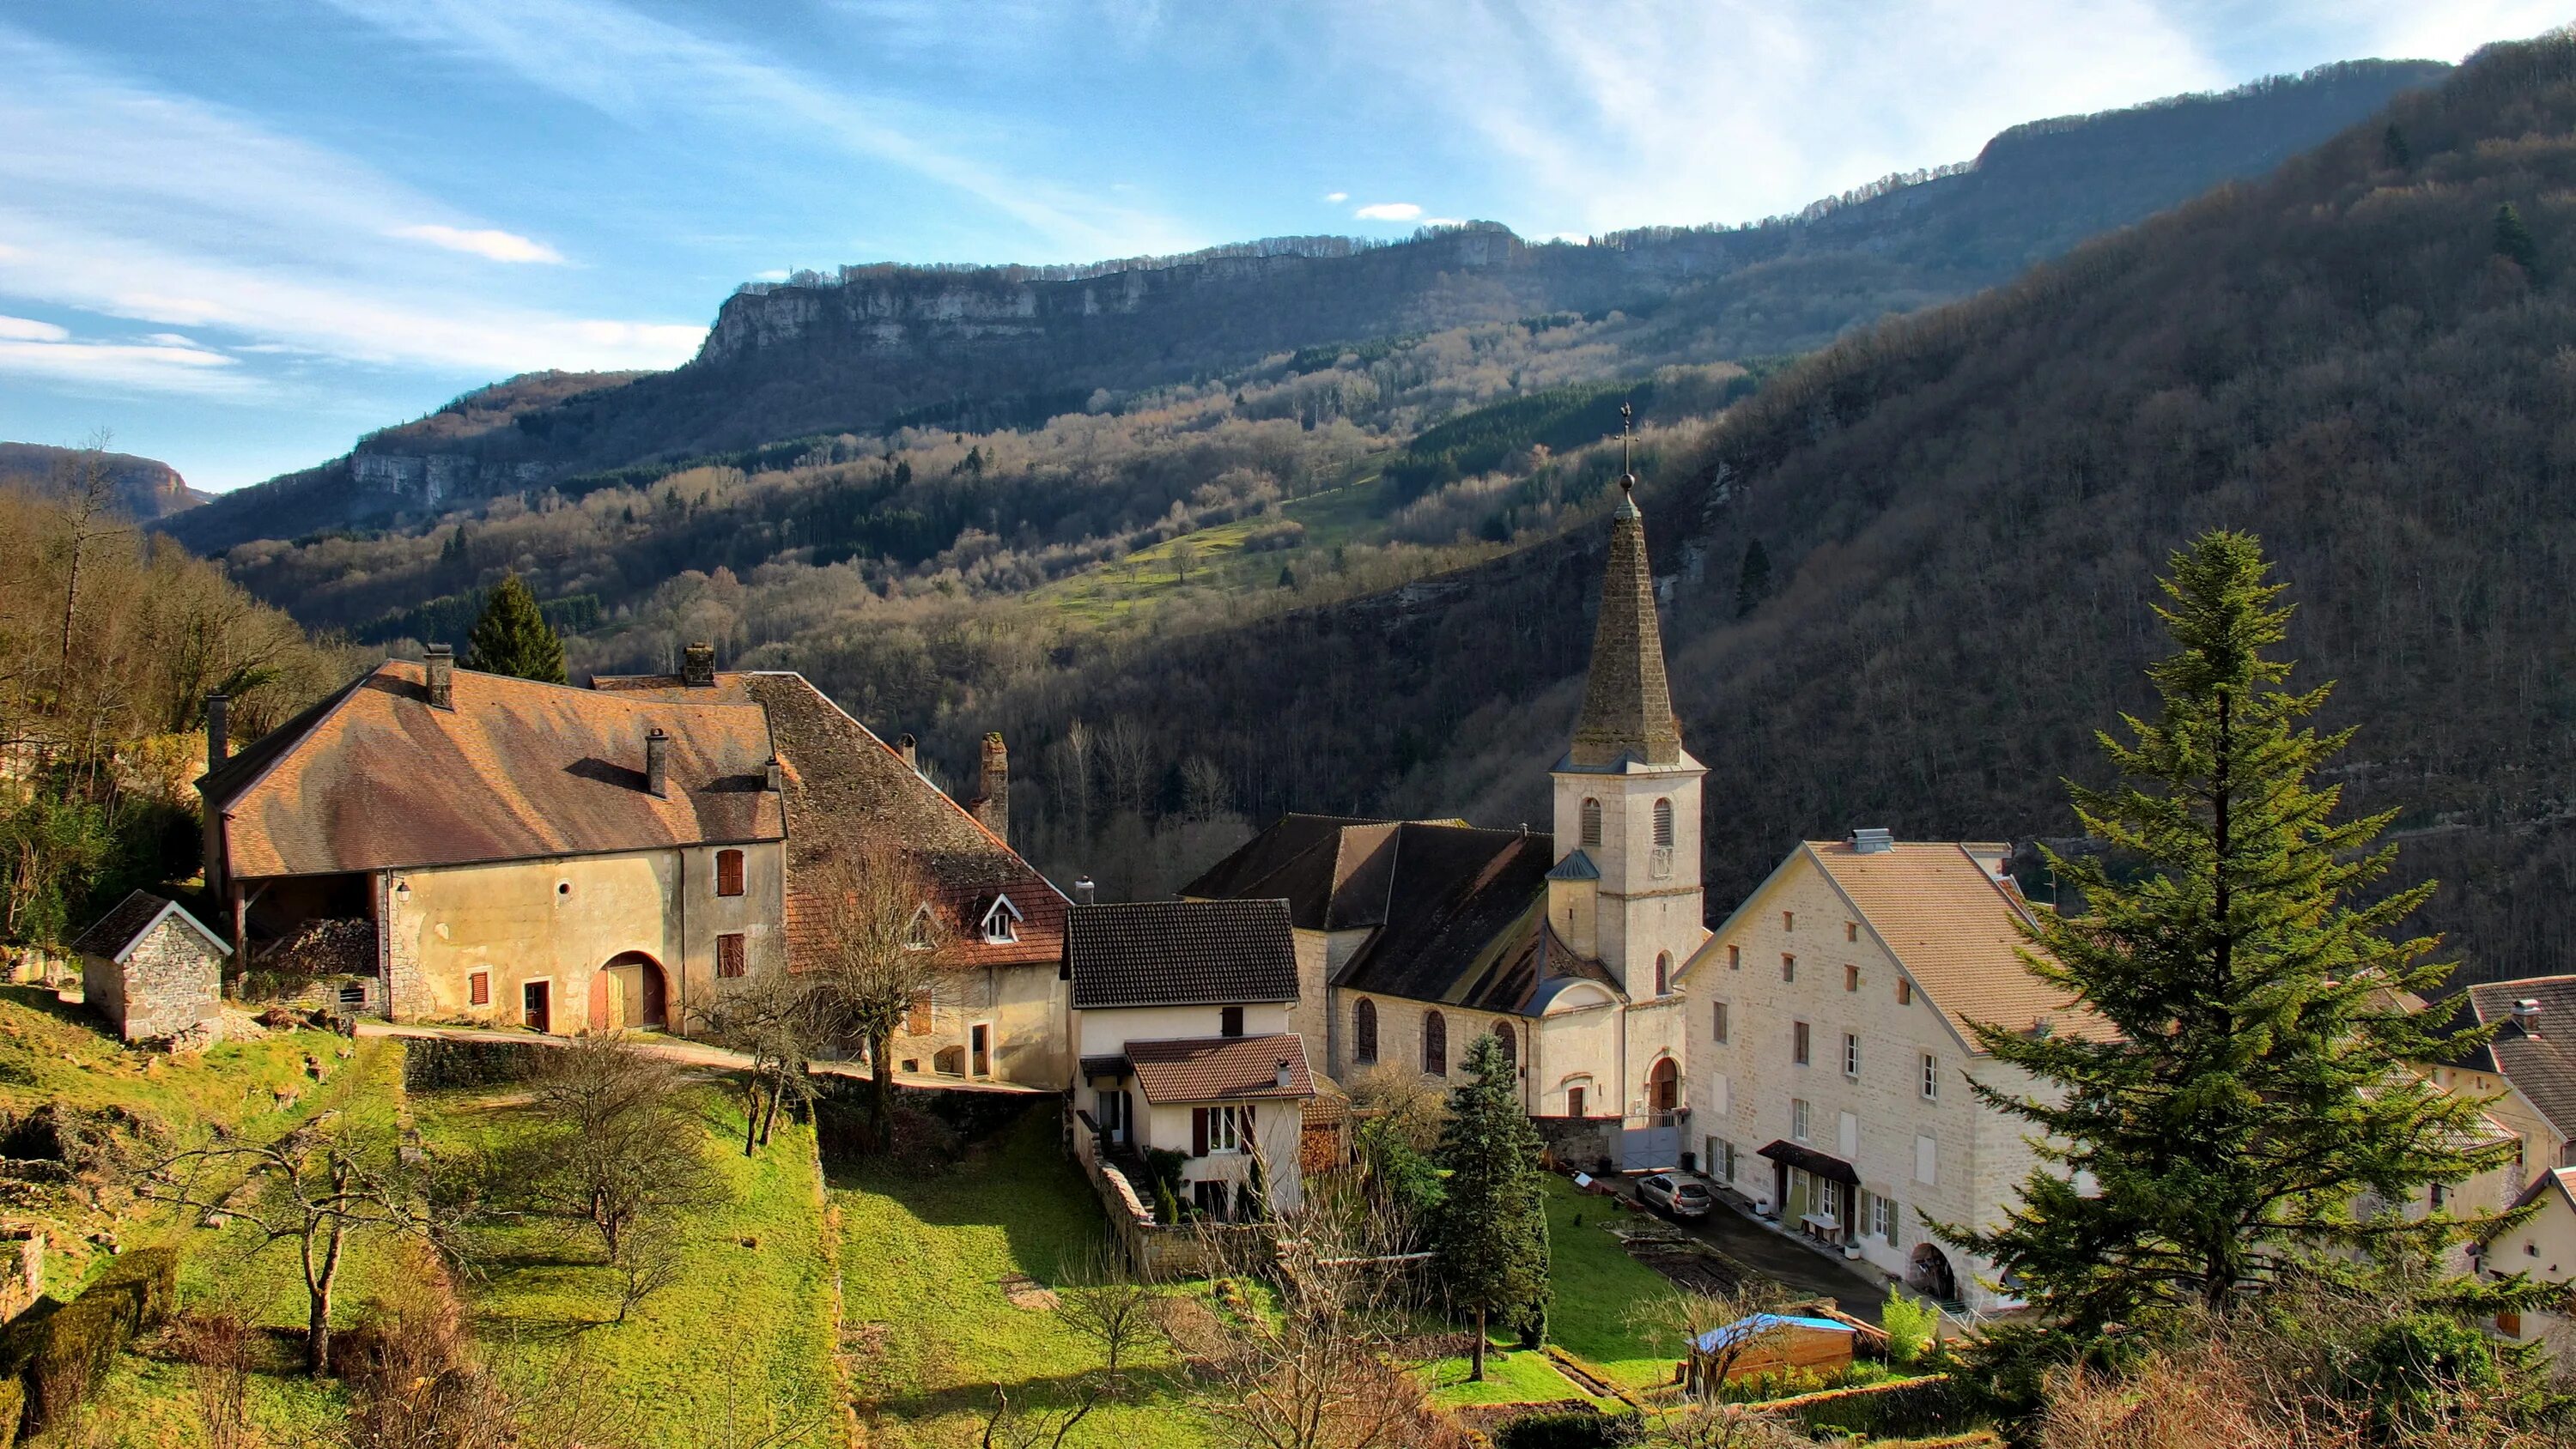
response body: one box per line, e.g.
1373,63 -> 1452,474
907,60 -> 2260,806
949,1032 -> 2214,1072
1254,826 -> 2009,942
2488,1167 -> 2576,1353
71,891 -> 228,1045
1680,834 -> 2105,1313
2415,976 -> 2576,1194
1183,479 -> 1701,1167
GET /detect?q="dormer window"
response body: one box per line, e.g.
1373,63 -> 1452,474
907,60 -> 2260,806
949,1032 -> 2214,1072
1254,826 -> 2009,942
979,894 -> 1024,945
905,903 -> 936,950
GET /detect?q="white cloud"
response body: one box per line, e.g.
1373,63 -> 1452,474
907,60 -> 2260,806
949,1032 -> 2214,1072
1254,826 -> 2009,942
325,0 -> 1197,260
0,26 -> 705,388
0,315 -> 70,343
1323,191 -> 1348,203
752,268 -> 793,282
0,330 -> 250,396
1353,201 -> 1422,221
392,224 -> 565,264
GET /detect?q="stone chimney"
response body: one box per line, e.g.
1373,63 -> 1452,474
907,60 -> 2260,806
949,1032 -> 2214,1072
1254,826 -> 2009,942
682,641 -> 716,688
2513,998 -> 2543,1037
765,755 -> 786,793
1275,1058 -> 1292,1090
645,728 -> 670,799
896,733 -> 918,770
971,732 -> 1010,844
424,644 -> 454,710
205,694 -> 229,773
1073,875 -> 1097,906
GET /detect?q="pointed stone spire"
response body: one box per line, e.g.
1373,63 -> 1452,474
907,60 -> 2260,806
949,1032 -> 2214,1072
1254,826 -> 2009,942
1568,404 -> 1681,768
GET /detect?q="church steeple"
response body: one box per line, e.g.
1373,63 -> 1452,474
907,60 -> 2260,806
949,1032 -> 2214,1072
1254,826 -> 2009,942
1567,406 -> 1681,768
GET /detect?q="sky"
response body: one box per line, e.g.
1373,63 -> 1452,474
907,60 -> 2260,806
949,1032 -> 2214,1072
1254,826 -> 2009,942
0,1 -> 2565,492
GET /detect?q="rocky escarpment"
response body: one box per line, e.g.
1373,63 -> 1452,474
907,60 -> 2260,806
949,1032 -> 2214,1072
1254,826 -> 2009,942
0,443 -> 208,520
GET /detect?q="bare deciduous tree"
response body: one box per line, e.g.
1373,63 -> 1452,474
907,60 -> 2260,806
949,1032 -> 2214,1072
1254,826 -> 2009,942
694,966 -> 829,1157
515,1034 -> 725,1264
798,845 -> 949,1152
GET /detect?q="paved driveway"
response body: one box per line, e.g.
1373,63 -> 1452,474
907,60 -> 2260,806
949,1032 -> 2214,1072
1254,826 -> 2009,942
1610,1179 -> 1888,1325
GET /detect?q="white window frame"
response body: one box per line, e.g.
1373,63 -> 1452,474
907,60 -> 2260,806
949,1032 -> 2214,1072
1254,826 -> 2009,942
1791,1097 -> 1811,1143
979,894 -> 1024,944
905,902 -> 936,949
1209,1104 -> 1245,1154
1921,1052 -> 1940,1100
1870,1192 -> 1896,1240
1844,1033 -> 1861,1079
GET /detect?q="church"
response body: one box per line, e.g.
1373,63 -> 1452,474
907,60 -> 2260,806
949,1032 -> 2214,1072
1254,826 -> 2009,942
1183,472 -> 1705,1167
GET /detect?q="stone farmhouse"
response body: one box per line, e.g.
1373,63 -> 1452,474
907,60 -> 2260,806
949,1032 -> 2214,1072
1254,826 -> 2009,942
2416,976 -> 2576,1192
1679,833 -> 2108,1313
1065,899 -> 1315,1220
195,641 -> 1068,1086
71,890 -> 228,1046
1182,477 -> 1701,1168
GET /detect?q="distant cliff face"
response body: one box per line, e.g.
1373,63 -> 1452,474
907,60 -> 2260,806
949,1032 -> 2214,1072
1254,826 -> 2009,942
170,58 -> 2447,553
0,442 -> 208,520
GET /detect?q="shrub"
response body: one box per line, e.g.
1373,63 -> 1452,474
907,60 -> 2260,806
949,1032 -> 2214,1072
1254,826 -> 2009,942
6,1246 -> 181,1433
1883,1288 -> 1942,1366
0,1373 -> 21,1444
1495,1407 -> 1643,1448
1766,1373 -> 1968,1439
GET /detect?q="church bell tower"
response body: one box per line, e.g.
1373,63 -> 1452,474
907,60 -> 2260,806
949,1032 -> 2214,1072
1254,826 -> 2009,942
1546,407 -> 1706,997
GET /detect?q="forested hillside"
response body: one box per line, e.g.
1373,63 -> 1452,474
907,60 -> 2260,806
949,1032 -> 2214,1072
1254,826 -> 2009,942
957,34 -> 2576,984
170,59 -> 2442,551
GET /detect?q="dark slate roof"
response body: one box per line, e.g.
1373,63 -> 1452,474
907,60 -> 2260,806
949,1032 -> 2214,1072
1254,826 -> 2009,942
1565,488 -> 1683,770
1757,1138 -> 1859,1186
70,890 -> 225,961
201,660 -> 784,878
1127,1033 -> 1314,1103
2435,976 -> 2576,1142
1065,900 -> 1297,1010
592,670 -> 1066,970
1177,813 -> 1398,931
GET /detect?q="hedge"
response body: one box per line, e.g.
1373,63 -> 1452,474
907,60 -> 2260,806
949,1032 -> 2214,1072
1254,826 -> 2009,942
0,1373 -> 21,1446
1494,1408 -> 1644,1449
3,1246 -> 179,1436
401,1037 -> 554,1091
1759,1373 -> 1971,1439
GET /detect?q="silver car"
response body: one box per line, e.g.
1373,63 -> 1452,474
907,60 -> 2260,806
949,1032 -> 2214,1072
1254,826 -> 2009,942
1637,1172 -> 1713,1220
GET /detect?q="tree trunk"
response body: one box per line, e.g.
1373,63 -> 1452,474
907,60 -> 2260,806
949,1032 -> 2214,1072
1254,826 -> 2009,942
759,1070 -> 782,1144
1470,1305 -> 1486,1382
870,1029 -> 896,1154
305,1219 -> 345,1377
743,1081 -> 763,1157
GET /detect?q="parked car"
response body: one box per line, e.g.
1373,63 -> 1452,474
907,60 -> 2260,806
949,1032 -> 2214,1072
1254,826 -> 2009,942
1637,1172 -> 1713,1220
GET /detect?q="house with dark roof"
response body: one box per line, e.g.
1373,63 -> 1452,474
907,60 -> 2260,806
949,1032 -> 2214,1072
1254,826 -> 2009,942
191,640 -> 1068,1084
1065,899 -> 1314,1218
2487,1167 -> 2576,1350
2416,977 -> 2576,1190
1676,833 -> 2115,1313
1180,475 -> 1705,1170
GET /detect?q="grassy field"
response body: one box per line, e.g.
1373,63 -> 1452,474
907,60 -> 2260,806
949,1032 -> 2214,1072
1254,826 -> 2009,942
829,1108 -> 1230,1449
1539,1174 -> 1687,1391
413,1076 -> 841,1446
1023,478 -> 1386,625
1421,1345 -> 1605,1408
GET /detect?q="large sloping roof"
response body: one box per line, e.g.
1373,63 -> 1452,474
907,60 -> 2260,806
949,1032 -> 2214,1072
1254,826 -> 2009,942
2437,976 -> 2576,1143
1066,900 -> 1297,1009
1127,1033 -> 1315,1103
70,890 -> 228,961
202,661 -> 784,879
592,670 -> 1066,970
1806,840 -> 2111,1047
1179,813 -> 1413,931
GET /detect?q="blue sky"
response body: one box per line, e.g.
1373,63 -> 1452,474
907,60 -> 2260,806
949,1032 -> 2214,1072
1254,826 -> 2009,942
0,1 -> 2563,492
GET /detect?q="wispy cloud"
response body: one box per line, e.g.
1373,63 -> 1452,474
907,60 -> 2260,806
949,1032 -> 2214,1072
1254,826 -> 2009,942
1353,201 -> 1422,221
1323,191 -> 1348,203
392,224 -> 565,264
0,326 -> 251,396
0,24 -> 702,389
0,315 -> 70,343
325,0 -> 1198,260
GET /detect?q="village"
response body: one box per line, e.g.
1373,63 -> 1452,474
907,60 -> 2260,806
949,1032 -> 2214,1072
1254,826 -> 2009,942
1,472 -> 2567,1449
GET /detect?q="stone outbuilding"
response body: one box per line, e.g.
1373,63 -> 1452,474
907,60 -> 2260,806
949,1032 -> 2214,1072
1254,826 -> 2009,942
70,890 -> 228,1046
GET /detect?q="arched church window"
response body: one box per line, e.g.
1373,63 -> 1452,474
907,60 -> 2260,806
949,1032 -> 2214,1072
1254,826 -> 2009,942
1354,998 -> 1379,1064
1580,797 -> 1603,847
1423,1010 -> 1448,1076
1491,1020 -> 1516,1072
1655,952 -> 1672,997
1653,797 -> 1675,849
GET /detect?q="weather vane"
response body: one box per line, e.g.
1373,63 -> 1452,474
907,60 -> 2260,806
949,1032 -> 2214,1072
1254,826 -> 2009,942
1619,399 -> 1635,494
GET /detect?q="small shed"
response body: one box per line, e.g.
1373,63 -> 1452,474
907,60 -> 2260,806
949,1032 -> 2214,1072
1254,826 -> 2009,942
1683,1313 -> 1856,1389
71,891 -> 229,1046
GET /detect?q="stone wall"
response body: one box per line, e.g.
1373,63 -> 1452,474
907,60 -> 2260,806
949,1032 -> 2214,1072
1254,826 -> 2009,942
84,918 -> 222,1045
1531,1113 -> 1624,1173
0,1227 -> 42,1324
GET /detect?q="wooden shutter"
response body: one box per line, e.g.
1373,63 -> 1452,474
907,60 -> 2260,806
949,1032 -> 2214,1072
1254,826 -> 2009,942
716,849 -> 744,897
1242,1104 -> 1255,1133
907,991 -> 931,1035
468,971 -> 489,1006
1192,1106 -> 1209,1157
717,933 -> 746,978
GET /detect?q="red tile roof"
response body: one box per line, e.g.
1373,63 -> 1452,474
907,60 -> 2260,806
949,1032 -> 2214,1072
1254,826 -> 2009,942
1127,1033 -> 1315,1104
201,660 -> 784,879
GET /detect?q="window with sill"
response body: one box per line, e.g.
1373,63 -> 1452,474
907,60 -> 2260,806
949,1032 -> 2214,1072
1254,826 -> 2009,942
715,848 -> 744,897
1844,1033 -> 1860,1077
717,933 -> 746,979
980,894 -> 1023,944
1792,1021 -> 1811,1065
1921,1052 -> 1940,1100
1791,1098 -> 1810,1142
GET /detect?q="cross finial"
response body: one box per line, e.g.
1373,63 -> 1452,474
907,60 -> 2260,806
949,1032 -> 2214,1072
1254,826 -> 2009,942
1619,399 -> 1635,494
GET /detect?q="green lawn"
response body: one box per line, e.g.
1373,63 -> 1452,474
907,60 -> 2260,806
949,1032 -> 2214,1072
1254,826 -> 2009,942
1540,1174 -> 1686,1390
829,1108 -> 1225,1449
1023,476 -> 1388,625
1422,1345 -> 1605,1408
414,1078 -> 841,1446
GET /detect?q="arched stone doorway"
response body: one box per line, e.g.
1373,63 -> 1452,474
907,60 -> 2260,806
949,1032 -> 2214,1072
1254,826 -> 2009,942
1910,1243 -> 1959,1304
1646,1055 -> 1680,1113
589,951 -> 671,1032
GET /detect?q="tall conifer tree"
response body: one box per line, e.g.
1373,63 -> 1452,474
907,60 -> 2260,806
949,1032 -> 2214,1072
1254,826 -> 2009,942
1433,1033 -> 1550,1381
464,573 -> 568,684
1938,531 -> 2512,1337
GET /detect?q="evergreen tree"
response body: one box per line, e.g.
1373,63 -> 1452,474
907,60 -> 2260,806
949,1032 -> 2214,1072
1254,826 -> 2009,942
2494,202 -> 2539,274
464,573 -> 568,684
1432,1033 -> 1551,1381
1936,531 -> 2517,1343
2380,122 -> 2411,171
1735,538 -> 1771,617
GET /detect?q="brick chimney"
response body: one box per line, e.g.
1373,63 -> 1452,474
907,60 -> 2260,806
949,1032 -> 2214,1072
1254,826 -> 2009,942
896,733 -> 918,769
205,694 -> 229,773
683,641 -> 716,688
971,732 -> 1009,844
645,728 -> 670,799
424,644 -> 454,710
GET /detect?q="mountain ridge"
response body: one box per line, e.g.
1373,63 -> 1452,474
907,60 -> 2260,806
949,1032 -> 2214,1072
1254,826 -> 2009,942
0,441 -> 208,520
